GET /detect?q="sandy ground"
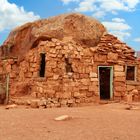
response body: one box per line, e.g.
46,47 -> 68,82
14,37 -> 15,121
0,103 -> 140,140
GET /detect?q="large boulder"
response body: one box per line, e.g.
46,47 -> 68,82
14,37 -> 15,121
0,13 -> 106,59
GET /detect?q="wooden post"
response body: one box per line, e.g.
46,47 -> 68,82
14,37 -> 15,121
5,74 -> 9,104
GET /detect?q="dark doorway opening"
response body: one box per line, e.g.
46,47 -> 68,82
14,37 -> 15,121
39,53 -> 46,77
99,67 -> 111,100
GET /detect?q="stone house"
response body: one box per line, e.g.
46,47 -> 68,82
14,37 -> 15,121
0,13 -> 140,106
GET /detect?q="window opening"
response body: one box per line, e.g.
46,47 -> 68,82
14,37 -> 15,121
126,66 -> 135,81
65,58 -> 73,73
39,53 -> 46,77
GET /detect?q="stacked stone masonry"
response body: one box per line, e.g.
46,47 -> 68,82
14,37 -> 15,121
0,34 -> 140,106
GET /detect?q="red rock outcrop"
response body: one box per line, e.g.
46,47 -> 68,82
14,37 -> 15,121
0,13 -> 106,59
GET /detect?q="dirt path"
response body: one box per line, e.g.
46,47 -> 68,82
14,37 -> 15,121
0,103 -> 140,140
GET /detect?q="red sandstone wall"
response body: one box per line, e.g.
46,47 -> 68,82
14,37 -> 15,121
0,35 -> 139,106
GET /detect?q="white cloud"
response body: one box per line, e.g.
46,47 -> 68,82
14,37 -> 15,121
0,0 -> 40,32
102,21 -> 131,31
60,0 -> 79,5
112,18 -> 125,23
133,38 -> 140,42
92,11 -> 106,18
100,0 -> 129,12
110,31 -> 131,40
60,0 -> 136,41
102,18 -> 131,41
75,0 -> 96,12
122,0 -> 140,9
60,0 -> 140,18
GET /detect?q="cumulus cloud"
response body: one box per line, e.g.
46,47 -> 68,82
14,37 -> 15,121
133,38 -> 140,42
60,0 -> 79,5
75,0 -> 96,12
92,11 -> 106,18
60,0 -> 140,18
0,0 -> 40,32
102,18 -> 131,41
112,18 -> 125,23
60,0 -> 137,41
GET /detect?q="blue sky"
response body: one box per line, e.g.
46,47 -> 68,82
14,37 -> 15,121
0,0 -> 140,51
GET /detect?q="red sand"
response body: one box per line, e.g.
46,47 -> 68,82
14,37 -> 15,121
0,103 -> 140,140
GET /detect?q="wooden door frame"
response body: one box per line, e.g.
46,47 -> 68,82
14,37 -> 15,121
98,66 -> 113,100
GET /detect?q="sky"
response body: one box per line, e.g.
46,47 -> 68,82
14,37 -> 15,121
0,0 -> 140,51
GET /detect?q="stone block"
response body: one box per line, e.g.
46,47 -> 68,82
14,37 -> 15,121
114,82 -> 125,87
127,85 -> 135,91
61,100 -> 67,106
114,72 -> 125,77
126,94 -> 133,104
53,74 -> 59,80
5,104 -> 17,109
46,72 -> 53,78
80,85 -> 88,90
46,89 -> 55,98
90,78 -> 98,82
73,92 -> 80,98
79,74 -> 89,78
67,99 -> 74,104
114,65 -> 124,72
6,64 -> 11,73
86,92 -> 94,97
30,67 -> 35,72
47,42 -> 55,47
79,67 -> 86,74
131,89 -> 138,95
33,72 -> 38,77
25,72 -> 32,78
47,61 -> 57,68
39,99 -> 47,107
91,81 -> 99,86
54,115 -> 72,121
49,48 -> 56,54
94,54 -> 107,62
88,85 -> 96,92
114,76 -> 125,82
49,53 -> 57,58
81,79 -> 90,86
38,87 -> 44,93
89,85 -> 98,92
63,92 -> 71,99
75,99 -> 81,103
56,45 -> 62,50
30,63 -> 37,68
73,87 -> 79,92
10,72 -> 17,78
114,91 -> 122,97
107,52 -> 118,60
85,66 -> 93,74
115,86 -> 126,92
39,41 -> 48,46
83,48 -> 93,56
30,100 -> 39,108
89,72 -> 97,78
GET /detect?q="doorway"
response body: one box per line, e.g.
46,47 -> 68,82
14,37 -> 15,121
98,66 -> 113,100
